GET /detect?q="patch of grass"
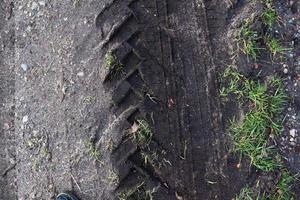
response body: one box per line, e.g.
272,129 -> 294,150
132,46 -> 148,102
106,139 -> 113,152
141,149 -> 171,169
219,67 -> 244,98
236,170 -> 297,200
230,110 -> 280,171
262,7 -> 277,28
106,169 -> 119,185
236,16 -> 260,60
41,147 -> 50,158
270,170 -> 296,200
235,0 -> 279,60
262,0 -> 273,8
267,77 -> 287,134
235,186 -> 253,200
222,70 -> 294,196
141,151 -> 158,166
83,95 -> 96,104
221,68 -> 287,171
118,182 -> 156,200
105,51 -> 116,69
237,24 -> 260,60
265,37 -> 286,57
225,0 -> 296,196
130,119 -> 153,146
235,186 -> 267,200
84,139 -> 102,163
104,51 -> 124,78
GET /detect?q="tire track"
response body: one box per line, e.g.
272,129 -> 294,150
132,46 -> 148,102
95,0 -> 232,199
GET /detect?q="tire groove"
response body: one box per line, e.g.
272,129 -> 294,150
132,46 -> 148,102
97,0 -> 175,197
95,0 -> 226,198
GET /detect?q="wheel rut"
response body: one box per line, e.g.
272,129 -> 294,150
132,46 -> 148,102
92,0 -> 233,199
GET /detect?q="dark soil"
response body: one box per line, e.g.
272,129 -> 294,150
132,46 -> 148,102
0,0 -> 299,200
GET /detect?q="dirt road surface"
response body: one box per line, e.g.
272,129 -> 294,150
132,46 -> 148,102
0,0 -> 299,199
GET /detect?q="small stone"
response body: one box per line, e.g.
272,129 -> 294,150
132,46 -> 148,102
3,123 -> 10,130
77,72 -> 84,77
21,63 -> 28,71
31,2 -> 38,10
83,18 -> 88,24
9,158 -> 15,164
290,129 -> 296,137
288,18 -> 294,23
284,68 -> 288,74
38,1 -> 45,6
22,115 -> 28,123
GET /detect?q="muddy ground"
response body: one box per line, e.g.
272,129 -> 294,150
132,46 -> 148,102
0,0 -> 299,200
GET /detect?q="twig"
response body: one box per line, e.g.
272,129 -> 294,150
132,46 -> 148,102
70,173 -> 82,192
1,163 -> 17,177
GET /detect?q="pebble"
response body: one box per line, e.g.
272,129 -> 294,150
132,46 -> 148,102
31,2 -> 38,10
22,115 -> 28,123
288,18 -> 295,23
21,63 -> 28,71
284,68 -> 288,74
38,1 -> 45,6
83,18 -> 88,24
3,123 -> 10,130
77,72 -> 84,77
290,129 -> 296,137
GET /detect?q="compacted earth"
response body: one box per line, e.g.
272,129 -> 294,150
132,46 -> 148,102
0,0 -> 299,199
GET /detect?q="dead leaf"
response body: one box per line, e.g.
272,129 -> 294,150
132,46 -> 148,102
3,122 -> 10,130
175,191 -> 183,200
168,98 -> 175,108
129,121 -> 139,134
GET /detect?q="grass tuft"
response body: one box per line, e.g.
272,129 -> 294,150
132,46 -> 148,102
270,170 -> 297,200
118,182 -> 156,200
220,67 -> 244,98
238,25 -> 260,60
130,119 -> 153,146
104,51 -> 124,78
236,169 -> 297,200
265,37 -> 287,57
262,7 -> 277,28
234,186 -> 267,200
105,51 -> 115,69
235,187 -> 254,200
221,68 -> 287,171
226,1 -> 296,198
84,139 -> 102,163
